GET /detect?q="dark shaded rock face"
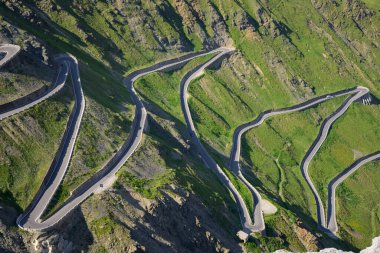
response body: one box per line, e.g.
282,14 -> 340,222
0,205 -> 27,252
0,22 -> 50,65
129,188 -> 239,253
172,0 -> 232,49
20,187 -> 241,253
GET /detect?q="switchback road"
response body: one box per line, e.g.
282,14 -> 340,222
178,48 -> 374,235
300,86 -> 369,232
0,44 -> 20,67
229,86 -> 368,234
327,151 -> 380,234
1,44 -> 242,230
0,59 -> 69,120
16,54 -> 85,230
17,49 -> 235,230
1,44 -> 377,236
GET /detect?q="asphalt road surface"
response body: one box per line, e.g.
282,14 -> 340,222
16,54 -> 85,230
0,44 -> 20,67
0,61 -> 69,120
327,151 -> 380,234
0,44 -> 70,120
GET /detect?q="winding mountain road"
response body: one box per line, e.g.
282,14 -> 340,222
327,152 -> 380,234
16,55 -> 85,230
0,44 -> 241,231
1,44 -> 378,237
300,86 -> 369,232
178,49 -> 375,236
228,87 -> 366,234
230,86 -> 373,235
0,44 -> 20,67
0,58 -> 69,120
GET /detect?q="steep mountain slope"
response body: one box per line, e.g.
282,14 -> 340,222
0,0 -> 379,252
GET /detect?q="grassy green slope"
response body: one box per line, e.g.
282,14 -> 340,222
310,103 -> 380,201
242,97 -> 347,218
0,82 -> 72,210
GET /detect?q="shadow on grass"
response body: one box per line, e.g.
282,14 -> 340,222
22,1 -> 87,47
0,189 -> 22,214
53,0 -> 132,73
0,4 -> 131,114
155,2 -> 194,51
41,184 -> 69,219
55,207 -> 94,252
135,97 -> 241,235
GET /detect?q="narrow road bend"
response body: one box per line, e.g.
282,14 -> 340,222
327,151 -> 380,234
300,86 -> 369,231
